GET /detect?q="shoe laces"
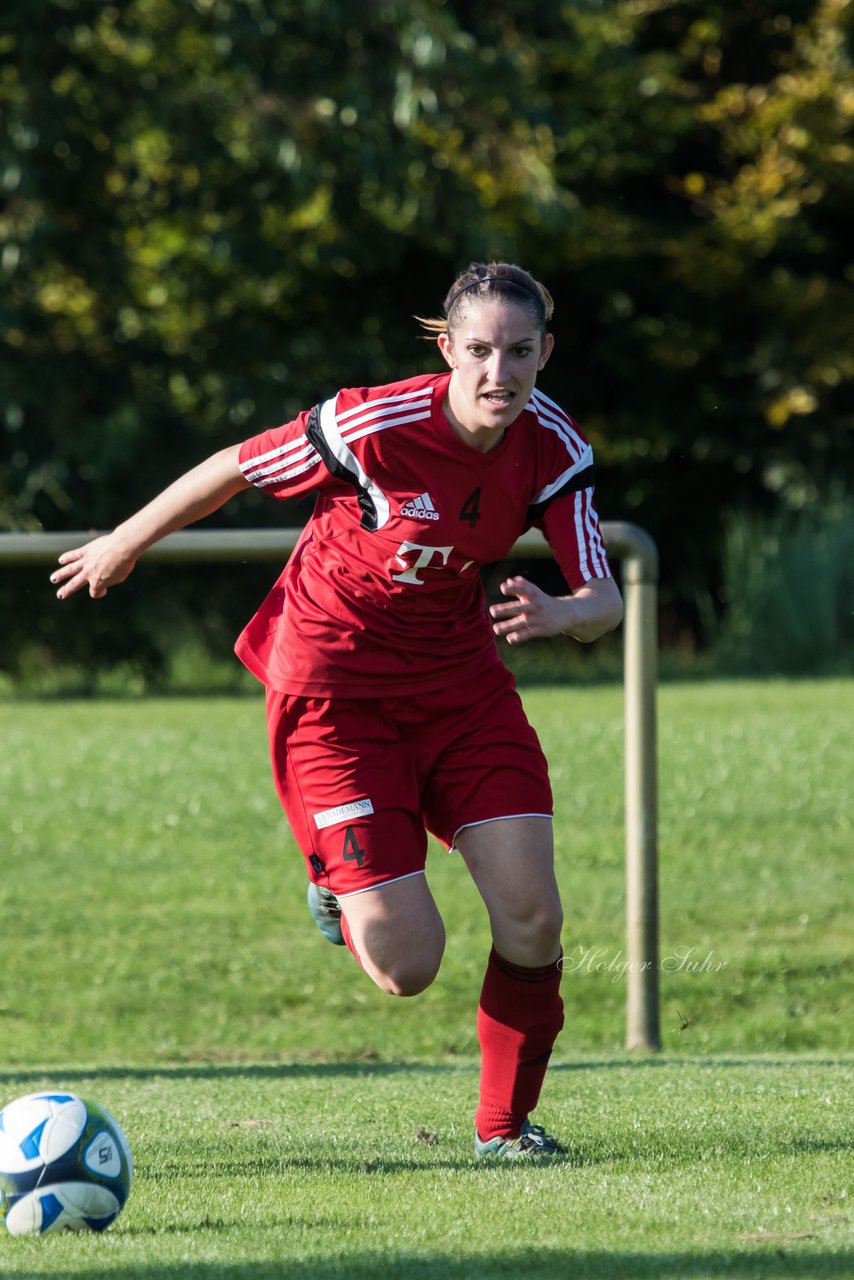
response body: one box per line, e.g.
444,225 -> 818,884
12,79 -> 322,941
318,887 -> 341,918
513,1124 -> 564,1155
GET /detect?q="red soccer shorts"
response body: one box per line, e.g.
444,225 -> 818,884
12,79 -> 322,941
264,663 -> 553,897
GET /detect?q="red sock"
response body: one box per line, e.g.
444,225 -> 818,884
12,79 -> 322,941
475,946 -> 564,1141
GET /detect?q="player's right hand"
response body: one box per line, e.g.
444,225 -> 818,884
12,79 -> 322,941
51,535 -> 138,600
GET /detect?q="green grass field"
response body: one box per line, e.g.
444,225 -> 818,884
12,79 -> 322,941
1,681 -> 852,1278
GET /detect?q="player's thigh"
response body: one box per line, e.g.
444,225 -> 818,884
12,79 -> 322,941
265,688 -> 428,896
420,664 -> 553,854
457,816 -> 563,965
456,815 -> 561,925
419,672 -> 560,963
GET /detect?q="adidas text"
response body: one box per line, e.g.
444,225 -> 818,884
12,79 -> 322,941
401,493 -> 440,521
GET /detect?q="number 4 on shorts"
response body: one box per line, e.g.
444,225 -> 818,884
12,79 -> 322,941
342,826 -> 366,868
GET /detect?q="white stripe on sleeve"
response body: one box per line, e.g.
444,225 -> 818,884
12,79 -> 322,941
336,386 -> 434,424
318,396 -> 391,530
572,490 -> 591,581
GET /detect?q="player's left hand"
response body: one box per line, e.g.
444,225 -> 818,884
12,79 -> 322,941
489,575 -> 568,645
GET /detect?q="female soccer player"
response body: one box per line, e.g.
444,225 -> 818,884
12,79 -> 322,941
53,262 -> 623,1158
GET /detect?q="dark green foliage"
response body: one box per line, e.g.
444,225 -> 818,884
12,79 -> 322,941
713,496 -> 854,673
2,1 -> 852,676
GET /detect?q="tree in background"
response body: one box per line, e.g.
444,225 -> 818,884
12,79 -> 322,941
1,0 -> 851,675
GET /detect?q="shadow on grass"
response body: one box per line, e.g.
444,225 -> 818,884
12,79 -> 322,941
1,1054 -> 850,1089
551,1056 -> 854,1071
0,1061 -> 477,1086
0,1055 -> 850,1091
7,1248 -> 854,1280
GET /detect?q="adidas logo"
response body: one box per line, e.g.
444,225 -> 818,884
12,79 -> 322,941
400,492 -> 440,521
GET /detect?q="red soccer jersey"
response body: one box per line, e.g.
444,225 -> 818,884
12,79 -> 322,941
235,371 -> 610,696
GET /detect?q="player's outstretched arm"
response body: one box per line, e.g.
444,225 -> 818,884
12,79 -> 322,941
490,574 -> 624,645
51,444 -> 251,601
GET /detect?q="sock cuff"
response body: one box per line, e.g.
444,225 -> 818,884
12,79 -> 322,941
490,946 -> 562,984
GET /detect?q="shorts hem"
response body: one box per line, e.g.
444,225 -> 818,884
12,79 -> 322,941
450,812 -> 553,852
334,869 -> 426,899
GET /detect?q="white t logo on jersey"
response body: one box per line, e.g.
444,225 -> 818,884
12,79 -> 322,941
391,541 -> 453,585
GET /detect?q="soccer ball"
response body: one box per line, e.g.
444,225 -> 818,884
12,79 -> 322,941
0,1092 -> 133,1235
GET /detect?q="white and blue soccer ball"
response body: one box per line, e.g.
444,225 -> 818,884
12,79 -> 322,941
0,1091 -> 132,1235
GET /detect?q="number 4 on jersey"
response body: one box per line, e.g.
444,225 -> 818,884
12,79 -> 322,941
459,487 -> 482,528
342,826 -> 366,868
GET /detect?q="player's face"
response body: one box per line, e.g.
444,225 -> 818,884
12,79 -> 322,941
438,300 -> 554,451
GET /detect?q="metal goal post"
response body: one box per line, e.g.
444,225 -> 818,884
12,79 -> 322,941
0,522 -> 660,1051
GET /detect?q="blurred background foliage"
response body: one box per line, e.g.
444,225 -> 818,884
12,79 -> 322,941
1,0 -> 852,684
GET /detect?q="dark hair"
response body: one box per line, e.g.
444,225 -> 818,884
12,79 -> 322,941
417,261 -> 554,337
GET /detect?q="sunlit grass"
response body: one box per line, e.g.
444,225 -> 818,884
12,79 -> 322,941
1,681 -> 851,1065
1,681 -> 851,1276
1,1056 -> 851,1278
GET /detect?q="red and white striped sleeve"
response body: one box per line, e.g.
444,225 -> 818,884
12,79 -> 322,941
537,489 -> 611,588
526,389 -> 611,588
238,408 -> 329,501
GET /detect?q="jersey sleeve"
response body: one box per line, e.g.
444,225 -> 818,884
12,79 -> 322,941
238,408 -> 331,501
525,390 -> 611,588
535,487 -> 611,589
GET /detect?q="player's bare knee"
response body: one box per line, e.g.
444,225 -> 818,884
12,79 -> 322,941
384,964 -> 440,998
361,920 -> 445,997
528,895 -> 564,934
502,899 -> 563,952
539,900 -> 564,944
